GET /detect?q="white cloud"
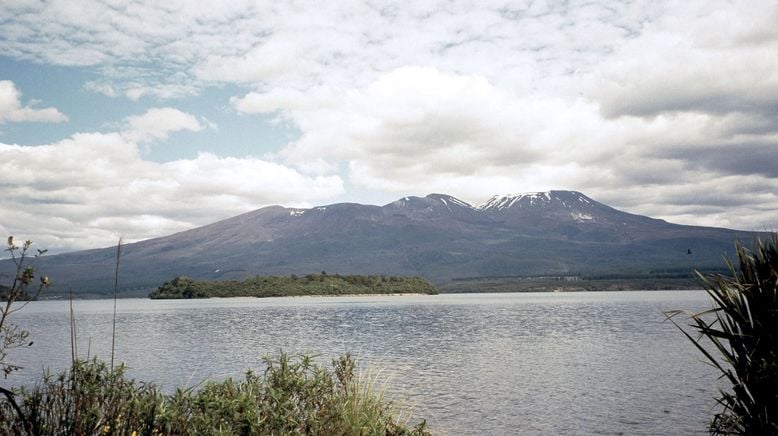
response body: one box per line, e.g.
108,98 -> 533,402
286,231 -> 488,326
1,0 -> 777,241
272,67 -> 622,187
0,132 -> 344,252
586,6 -> 778,119
82,81 -> 117,97
0,0 -> 649,99
231,87 -> 335,115
195,35 -> 316,84
254,64 -> 778,231
0,80 -> 68,123
121,107 -> 205,143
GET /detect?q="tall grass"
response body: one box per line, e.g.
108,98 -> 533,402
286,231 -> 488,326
0,353 -> 429,435
668,235 -> 778,434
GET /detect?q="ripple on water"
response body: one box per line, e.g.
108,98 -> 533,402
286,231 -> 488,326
10,291 -> 716,435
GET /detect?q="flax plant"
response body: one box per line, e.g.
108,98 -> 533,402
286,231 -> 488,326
667,235 -> 778,435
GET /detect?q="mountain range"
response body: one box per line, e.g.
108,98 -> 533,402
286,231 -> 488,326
5,190 -> 763,297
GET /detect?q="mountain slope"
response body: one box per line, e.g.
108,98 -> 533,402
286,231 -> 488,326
5,191 -> 762,296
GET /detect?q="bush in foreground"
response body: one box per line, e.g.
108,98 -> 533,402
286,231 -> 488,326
0,352 -> 429,435
668,235 -> 778,435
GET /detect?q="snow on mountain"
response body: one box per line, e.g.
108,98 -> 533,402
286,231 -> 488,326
426,194 -> 476,210
385,194 -> 475,212
477,191 -> 595,211
293,192 -> 593,217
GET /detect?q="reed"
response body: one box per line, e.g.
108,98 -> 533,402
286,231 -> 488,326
667,234 -> 778,434
110,238 -> 122,370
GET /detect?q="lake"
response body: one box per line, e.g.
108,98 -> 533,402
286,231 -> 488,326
8,291 -> 717,435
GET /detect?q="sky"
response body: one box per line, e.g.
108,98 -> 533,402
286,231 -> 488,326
1,0 -> 777,253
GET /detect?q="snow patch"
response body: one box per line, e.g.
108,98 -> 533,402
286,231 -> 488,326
439,198 -> 453,213
448,197 -> 474,208
289,209 -> 305,217
571,212 -> 593,222
478,191 -> 594,211
477,192 -> 552,211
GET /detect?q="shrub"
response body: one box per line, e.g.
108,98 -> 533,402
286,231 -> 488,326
1,237 -> 48,377
0,353 -> 430,435
668,235 -> 778,434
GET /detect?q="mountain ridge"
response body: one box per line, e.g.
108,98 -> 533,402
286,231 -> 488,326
3,190 -> 764,297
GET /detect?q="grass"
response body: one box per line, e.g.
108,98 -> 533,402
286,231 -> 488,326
0,352 -> 429,435
667,235 -> 778,435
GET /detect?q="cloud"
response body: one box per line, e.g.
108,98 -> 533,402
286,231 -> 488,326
239,64 -> 778,231
195,35 -> 316,84
0,132 -> 344,252
5,1 -> 771,113
0,0 -> 650,99
587,4 -> 778,119
276,67 -> 584,166
593,176 -> 778,231
0,80 -> 68,123
231,87 -> 335,115
83,81 -> 118,97
591,51 -> 778,119
658,141 -> 778,179
121,107 -> 205,143
1,0 -> 777,239
263,67 -> 616,187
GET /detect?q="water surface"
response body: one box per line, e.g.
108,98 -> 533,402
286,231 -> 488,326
9,291 -> 717,435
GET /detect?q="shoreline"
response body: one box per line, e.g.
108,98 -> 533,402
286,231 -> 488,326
155,292 -> 435,300
38,288 -> 706,300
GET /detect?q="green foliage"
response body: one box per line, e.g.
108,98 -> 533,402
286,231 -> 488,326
0,353 -> 430,435
149,273 -> 439,299
1,237 -> 49,378
668,235 -> 778,434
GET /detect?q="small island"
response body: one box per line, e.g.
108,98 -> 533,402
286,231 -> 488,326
149,273 -> 439,299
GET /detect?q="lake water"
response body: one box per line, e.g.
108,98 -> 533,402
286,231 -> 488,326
8,291 -> 718,435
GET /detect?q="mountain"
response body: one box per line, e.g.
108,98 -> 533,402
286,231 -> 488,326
3,191 -> 763,297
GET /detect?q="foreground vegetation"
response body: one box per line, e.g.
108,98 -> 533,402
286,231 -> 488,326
1,238 -> 48,377
0,353 -> 429,435
149,273 -> 439,299
669,235 -> 778,434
